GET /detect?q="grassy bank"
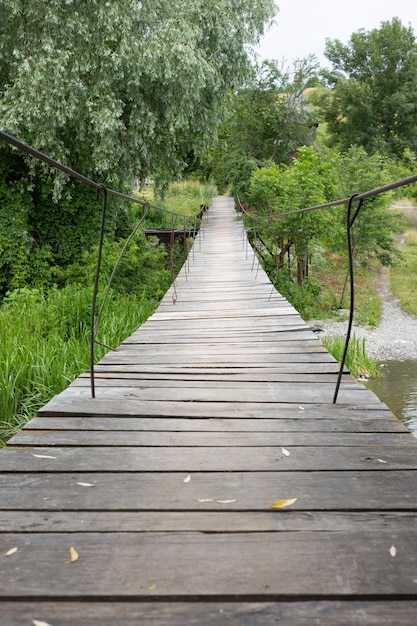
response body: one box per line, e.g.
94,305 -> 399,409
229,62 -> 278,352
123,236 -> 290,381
0,178 -> 216,445
0,286 -> 157,444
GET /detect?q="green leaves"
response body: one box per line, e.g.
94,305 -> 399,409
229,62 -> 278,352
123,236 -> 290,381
320,18 -> 417,159
0,0 -> 277,189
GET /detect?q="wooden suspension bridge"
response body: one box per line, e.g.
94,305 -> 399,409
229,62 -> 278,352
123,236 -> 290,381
1,196 -> 417,624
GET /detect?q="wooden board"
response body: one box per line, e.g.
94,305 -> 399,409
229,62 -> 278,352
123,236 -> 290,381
1,601 -> 417,626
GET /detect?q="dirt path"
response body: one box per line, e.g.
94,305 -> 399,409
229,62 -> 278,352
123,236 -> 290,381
312,202 -> 417,361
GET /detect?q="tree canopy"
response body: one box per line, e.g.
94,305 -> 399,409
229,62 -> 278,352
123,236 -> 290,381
317,18 -> 417,159
0,0 -> 276,188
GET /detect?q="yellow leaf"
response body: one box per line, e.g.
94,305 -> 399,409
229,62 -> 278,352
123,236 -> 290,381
32,454 -> 56,459
269,498 -> 298,509
148,583 -> 157,590
4,547 -> 18,557
216,499 -> 237,504
33,621 -> 54,626
281,447 -> 290,457
183,475 -> 191,483
76,482 -> 95,487
66,546 -> 79,563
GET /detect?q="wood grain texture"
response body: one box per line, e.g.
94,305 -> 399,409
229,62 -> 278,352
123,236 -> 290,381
2,195 -> 417,624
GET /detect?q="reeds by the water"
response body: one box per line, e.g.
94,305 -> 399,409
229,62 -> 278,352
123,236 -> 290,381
0,286 -> 155,443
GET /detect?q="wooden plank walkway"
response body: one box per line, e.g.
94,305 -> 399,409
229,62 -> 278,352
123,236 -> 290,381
1,196 -> 417,625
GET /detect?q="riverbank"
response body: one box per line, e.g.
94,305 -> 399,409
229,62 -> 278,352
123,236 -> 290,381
310,265 -> 417,362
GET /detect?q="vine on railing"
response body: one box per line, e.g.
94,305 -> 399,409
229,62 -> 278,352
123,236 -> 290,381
0,131 -> 203,398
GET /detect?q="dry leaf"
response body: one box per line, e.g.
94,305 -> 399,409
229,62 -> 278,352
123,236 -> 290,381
66,546 -> 79,563
76,482 -> 95,487
183,475 -> 191,483
148,583 -> 157,590
281,447 -> 290,457
32,621 -> 54,626
390,545 -> 397,557
216,499 -> 237,504
269,498 -> 298,509
377,458 -> 388,464
4,547 -> 18,557
32,454 -> 57,459
197,498 -> 214,502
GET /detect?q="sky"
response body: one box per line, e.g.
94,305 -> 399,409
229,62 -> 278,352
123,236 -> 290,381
256,0 -> 417,68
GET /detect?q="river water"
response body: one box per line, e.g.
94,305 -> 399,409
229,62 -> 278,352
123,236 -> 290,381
366,360 -> 417,438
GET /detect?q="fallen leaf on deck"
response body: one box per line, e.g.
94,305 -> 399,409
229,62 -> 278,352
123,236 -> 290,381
4,547 -> 18,557
33,620 -> 54,626
148,584 -> 157,590
66,546 -> 79,563
281,447 -> 290,457
76,482 -> 96,487
184,475 -> 191,483
32,454 -> 57,459
377,458 -> 388,464
390,545 -> 397,557
197,499 -> 214,502
269,498 -> 298,509
216,499 -> 237,504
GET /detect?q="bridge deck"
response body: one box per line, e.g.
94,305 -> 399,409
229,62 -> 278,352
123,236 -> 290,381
1,196 -> 417,624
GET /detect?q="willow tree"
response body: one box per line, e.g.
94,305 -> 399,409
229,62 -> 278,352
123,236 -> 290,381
0,0 -> 276,290
0,0 -> 276,187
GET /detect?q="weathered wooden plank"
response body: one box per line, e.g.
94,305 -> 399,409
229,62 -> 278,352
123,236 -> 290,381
2,510 -> 417,533
1,446 -> 416,471
79,372 -> 350,383
1,471 -> 416,511
1,531 -> 417,597
23,415 -> 410,433
1,601 -> 417,626
92,363 -> 345,374
9,429 -> 416,447
70,376 -> 357,389
38,398 -> 389,417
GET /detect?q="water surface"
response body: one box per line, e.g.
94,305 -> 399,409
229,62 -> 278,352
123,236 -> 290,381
366,360 -> 417,437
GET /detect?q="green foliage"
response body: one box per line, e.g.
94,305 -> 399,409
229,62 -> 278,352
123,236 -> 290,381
330,146 -> 404,267
248,146 -> 337,285
319,18 -> 417,159
0,0 -> 276,191
0,286 -> 156,444
322,335 -> 381,379
391,229 -> 417,318
211,57 -> 320,191
0,177 -> 214,443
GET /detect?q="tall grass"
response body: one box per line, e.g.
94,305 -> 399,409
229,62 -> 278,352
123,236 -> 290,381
0,286 -> 156,444
391,229 -> 417,318
321,335 -> 381,380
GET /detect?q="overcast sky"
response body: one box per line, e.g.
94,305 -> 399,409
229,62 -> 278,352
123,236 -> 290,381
256,0 -> 417,68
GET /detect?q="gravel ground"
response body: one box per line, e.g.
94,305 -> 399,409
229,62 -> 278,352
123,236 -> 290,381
310,267 -> 417,362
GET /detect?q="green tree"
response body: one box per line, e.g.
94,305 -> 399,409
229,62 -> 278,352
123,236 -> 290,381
249,146 -> 337,286
318,18 -> 417,159
0,0 -> 276,294
211,57 -> 320,193
0,0 -> 276,188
